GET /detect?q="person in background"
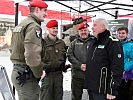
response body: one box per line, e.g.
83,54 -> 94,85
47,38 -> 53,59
40,20 -> 67,100
85,18 -> 124,100
116,26 -> 133,100
67,22 -> 93,100
10,0 -> 48,100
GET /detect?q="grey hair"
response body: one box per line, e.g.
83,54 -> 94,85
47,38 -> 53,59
96,18 -> 108,29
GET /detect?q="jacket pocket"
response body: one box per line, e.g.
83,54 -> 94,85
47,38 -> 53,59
99,67 -> 107,94
57,48 -> 66,61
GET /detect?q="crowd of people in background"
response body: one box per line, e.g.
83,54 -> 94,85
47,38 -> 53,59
9,0 -> 133,100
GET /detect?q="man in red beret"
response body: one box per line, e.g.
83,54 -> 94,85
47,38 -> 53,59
67,22 -> 93,100
40,20 -> 67,100
77,22 -> 89,30
10,0 -> 48,100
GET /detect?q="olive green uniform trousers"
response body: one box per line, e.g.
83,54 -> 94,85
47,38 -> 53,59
71,77 -> 84,100
11,69 -> 40,100
40,72 -> 63,100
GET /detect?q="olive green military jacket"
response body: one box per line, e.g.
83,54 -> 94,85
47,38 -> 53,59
42,36 -> 66,70
10,14 -> 43,78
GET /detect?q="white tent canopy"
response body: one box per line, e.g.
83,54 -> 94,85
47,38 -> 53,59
14,0 -> 133,20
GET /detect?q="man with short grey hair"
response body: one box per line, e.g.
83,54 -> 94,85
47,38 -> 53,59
85,18 -> 124,100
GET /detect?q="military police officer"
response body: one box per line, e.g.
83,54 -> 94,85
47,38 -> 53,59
10,0 -> 48,100
40,20 -> 67,100
67,22 -> 92,100
62,17 -> 87,47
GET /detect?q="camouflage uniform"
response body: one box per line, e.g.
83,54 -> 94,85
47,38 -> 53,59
10,14 -> 43,100
40,36 -> 66,100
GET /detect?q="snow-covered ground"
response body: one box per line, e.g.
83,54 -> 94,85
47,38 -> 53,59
0,50 -> 88,100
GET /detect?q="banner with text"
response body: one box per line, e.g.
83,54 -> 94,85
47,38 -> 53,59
107,19 -> 129,38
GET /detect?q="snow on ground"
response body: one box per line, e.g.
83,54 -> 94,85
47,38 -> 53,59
0,50 -> 88,100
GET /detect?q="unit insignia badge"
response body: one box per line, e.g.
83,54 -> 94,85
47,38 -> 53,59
35,29 -> 41,38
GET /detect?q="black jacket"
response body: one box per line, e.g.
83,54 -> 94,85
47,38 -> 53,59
85,30 -> 124,96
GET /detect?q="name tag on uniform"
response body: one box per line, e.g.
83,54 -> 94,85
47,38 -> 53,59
13,26 -> 22,32
76,43 -> 83,44
98,45 -> 105,49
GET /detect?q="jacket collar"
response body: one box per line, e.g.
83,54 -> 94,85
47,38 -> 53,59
122,37 -> 132,44
28,14 -> 41,25
97,29 -> 110,42
44,35 -> 61,45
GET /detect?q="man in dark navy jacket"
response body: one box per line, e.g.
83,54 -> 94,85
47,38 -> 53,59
85,18 -> 124,100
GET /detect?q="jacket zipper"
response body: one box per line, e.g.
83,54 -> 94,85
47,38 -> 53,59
91,47 -> 97,60
99,67 -> 107,94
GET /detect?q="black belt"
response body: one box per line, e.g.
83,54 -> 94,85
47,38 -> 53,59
45,67 -> 62,74
14,64 -> 28,67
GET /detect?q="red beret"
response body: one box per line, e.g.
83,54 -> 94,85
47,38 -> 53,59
29,0 -> 48,8
46,20 -> 58,28
77,23 -> 89,30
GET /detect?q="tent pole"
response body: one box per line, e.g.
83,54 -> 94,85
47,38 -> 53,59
115,10 -> 118,19
13,2 -> 19,95
15,3 -> 19,26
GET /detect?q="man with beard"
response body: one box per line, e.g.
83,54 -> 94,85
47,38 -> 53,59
40,20 -> 67,100
67,22 -> 93,100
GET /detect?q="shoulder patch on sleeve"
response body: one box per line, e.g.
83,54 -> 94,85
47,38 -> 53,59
109,36 -> 119,41
35,28 -> 42,38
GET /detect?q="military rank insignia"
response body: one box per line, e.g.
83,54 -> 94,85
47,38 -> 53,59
35,29 -> 41,38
